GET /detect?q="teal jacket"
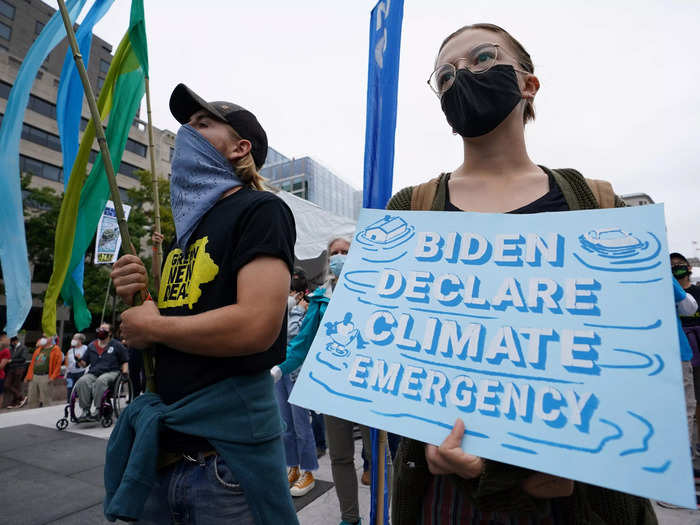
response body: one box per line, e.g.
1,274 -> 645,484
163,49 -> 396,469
103,373 -> 298,525
279,286 -> 330,375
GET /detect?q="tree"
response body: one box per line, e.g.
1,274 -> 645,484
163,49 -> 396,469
22,174 -> 62,284
124,169 -> 174,295
19,171 -> 173,326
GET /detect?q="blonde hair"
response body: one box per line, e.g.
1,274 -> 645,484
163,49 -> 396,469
230,128 -> 266,190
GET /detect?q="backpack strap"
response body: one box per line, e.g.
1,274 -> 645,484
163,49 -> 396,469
410,176 -> 440,210
585,178 -> 616,209
409,169 -> 618,211
550,168 -> 617,210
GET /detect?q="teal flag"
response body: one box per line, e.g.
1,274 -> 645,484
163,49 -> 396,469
0,0 -> 86,335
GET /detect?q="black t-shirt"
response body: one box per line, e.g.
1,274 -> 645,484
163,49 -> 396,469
445,169 -> 569,214
681,284 -> 700,327
82,339 -> 128,376
155,187 -> 296,404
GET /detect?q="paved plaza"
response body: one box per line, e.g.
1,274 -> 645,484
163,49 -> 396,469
0,405 -> 696,524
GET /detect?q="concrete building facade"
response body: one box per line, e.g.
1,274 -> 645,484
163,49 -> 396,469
1,0 -> 174,202
0,0 -> 174,340
261,150 -> 362,220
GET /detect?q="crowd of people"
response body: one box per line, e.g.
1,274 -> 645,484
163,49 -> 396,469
1,20 -> 696,525
0,324 -> 143,414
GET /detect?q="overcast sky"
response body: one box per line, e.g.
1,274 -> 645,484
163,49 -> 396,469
47,0 -> 700,256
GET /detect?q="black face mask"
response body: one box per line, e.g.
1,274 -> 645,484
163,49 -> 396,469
96,330 -> 109,341
440,64 -> 523,138
672,265 -> 690,278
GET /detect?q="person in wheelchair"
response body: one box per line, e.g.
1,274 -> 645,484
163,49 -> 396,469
74,323 -> 129,422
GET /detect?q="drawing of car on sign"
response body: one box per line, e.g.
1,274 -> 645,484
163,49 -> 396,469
579,228 -> 649,258
358,215 -> 411,245
100,228 -> 118,245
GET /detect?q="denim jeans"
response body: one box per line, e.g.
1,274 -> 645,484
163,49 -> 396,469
274,374 -> 319,471
310,410 -> 326,449
137,454 -> 255,525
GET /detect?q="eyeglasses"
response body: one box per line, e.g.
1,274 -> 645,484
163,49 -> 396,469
427,43 -> 530,97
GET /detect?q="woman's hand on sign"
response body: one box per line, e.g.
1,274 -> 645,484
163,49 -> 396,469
111,255 -> 148,306
425,419 -> 484,479
120,300 -> 160,349
522,473 -> 574,499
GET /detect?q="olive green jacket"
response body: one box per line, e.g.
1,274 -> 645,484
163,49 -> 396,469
387,168 -> 657,525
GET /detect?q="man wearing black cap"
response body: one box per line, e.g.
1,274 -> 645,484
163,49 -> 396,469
108,84 -> 298,524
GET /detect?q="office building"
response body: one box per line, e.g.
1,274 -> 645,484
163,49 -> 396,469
621,193 -> 654,207
261,152 -> 362,219
1,0 -> 175,203
0,0 -> 175,338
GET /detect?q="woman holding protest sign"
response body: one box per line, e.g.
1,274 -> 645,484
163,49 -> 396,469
387,23 -> 657,525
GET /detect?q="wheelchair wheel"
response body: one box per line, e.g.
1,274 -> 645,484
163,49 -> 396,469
112,375 -> 133,418
101,416 -> 113,428
56,418 -> 68,431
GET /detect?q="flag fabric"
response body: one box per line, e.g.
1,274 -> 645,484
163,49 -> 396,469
0,0 -> 86,336
57,0 -> 115,186
363,1 -> 404,524
56,0 -> 115,302
362,0 -> 404,210
42,0 -> 148,334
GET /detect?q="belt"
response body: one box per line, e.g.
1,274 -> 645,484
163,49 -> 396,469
157,449 -> 217,470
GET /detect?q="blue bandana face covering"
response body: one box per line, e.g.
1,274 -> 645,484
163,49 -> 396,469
170,124 -> 243,249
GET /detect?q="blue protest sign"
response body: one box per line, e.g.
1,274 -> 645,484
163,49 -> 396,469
289,204 -> 694,508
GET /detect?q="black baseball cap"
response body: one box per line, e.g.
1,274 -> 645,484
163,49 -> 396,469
169,83 -> 268,169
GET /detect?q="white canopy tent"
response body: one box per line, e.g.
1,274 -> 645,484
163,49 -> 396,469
275,190 -> 358,286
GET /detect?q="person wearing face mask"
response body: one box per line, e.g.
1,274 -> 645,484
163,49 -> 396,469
24,334 -> 63,409
0,333 -> 11,407
272,237 -> 369,525
63,333 -> 87,404
388,23 -> 656,525
106,84 -> 297,525
270,268 -> 320,498
671,253 -> 700,457
4,336 -> 29,408
74,323 -> 129,422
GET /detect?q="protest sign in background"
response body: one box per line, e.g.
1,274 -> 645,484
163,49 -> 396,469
290,204 -> 695,508
94,200 -> 131,265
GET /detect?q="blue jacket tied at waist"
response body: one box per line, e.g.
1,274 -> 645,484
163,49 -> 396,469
103,372 -> 298,524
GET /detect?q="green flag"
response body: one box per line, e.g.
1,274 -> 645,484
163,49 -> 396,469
42,0 -> 148,334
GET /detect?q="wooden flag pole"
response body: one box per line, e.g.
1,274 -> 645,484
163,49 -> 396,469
376,430 -> 388,525
57,0 -> 157,393
144,75 -> 162,293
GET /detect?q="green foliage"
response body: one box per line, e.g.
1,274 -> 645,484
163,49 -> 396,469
21,171 -> 173,325
22,175 -> 62,284
126,169 -> 174,254
126,169 -> 174,293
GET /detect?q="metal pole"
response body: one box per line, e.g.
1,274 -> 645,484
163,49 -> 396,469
100,276 -> 111,325
144,75 -> 162,293
57,0 -> 156,392
110,291 -> 117,328
376,430 -> 388,525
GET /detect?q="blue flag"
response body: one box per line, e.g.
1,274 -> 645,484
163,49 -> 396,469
57,0 -> 114,186
56,0 -> 115,297
362,0 -> 404,210
0,0 -> 86,336
363,2 -> 404,522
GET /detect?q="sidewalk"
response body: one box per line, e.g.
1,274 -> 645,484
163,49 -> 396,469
0,405 -> 694,524
0,404 -> 370,524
